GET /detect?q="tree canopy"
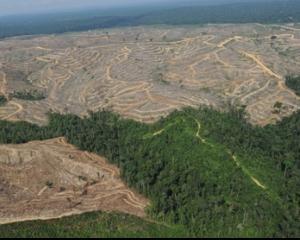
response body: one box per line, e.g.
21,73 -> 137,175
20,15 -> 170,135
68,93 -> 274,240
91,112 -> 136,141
0,107 -> 299,237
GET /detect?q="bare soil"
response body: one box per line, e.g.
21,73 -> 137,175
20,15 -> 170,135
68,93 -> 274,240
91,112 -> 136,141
1,23 -> 300,224
0,24 -> 300,126
0,138 -> 148,224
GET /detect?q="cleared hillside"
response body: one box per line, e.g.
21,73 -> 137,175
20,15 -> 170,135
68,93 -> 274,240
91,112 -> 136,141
0,138 -> 147,224
1,24 -> 300,126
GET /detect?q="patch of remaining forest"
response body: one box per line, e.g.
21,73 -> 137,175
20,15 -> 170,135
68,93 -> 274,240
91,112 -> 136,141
286,75 -> 300,96
0,211 -> 188,238
0,106 -> 299,237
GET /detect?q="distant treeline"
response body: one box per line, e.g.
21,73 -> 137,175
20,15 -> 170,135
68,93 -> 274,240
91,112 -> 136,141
0,106 -> 299,237
1,0 -> 300,39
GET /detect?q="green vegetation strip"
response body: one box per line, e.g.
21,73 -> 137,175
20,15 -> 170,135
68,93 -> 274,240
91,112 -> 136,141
0,106 -> 299,237
286,75 -> 300,96
0,211 -> 188,238
11,90 -> 46,101
0,95 -> 7,106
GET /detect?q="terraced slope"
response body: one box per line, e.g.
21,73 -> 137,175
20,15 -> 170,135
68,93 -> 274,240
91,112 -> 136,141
0,138 -> 148,224
1,24 -> 300,125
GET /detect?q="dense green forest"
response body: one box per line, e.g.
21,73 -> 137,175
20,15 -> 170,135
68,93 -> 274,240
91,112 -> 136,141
286,75 -> 300,96
1,0 -> 300,38
0,211 -> 188,238
0,106 -> 299,237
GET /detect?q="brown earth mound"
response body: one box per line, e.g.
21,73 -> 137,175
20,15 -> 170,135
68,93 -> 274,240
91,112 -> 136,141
0,138 -> 148,224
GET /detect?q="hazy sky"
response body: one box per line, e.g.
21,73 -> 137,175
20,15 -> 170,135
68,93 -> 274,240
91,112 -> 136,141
0,0 -> 272,17
0,0 -> 163,16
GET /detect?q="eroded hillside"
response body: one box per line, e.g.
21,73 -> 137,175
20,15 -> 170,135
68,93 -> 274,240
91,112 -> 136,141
1,24 -> 300,125
0,138 -> 148,224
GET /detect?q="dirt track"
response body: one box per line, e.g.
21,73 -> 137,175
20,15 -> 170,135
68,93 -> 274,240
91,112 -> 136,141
0,138 -> 148,224
1,24 -> 300,126
194,118 -> 267,190
1,23 -> 300,224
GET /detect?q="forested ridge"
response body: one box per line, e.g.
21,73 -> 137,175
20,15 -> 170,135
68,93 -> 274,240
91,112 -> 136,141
0,107 -> 299,237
